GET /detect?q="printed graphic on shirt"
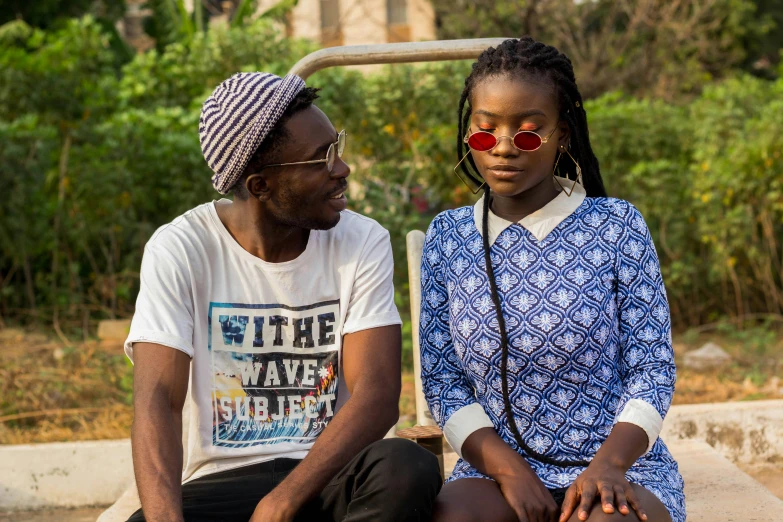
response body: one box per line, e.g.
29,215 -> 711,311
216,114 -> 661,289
208,300 -> 340,447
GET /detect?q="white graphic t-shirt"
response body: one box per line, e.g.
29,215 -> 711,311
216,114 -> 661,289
125,201 -> 401,483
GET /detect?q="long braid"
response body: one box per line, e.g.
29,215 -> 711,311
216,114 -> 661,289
462,37 -> 601,468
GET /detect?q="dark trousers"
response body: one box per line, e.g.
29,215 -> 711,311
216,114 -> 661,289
127,438 -> 442,522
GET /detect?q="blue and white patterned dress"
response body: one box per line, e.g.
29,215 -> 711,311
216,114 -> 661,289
420,192 -> 686,522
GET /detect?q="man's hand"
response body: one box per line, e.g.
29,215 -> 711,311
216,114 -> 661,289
496,467 -> 559,522
249,487 -> 300,522
559,462 -> 646,521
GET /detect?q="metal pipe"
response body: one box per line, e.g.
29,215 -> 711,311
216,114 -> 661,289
288,38 -> 510,80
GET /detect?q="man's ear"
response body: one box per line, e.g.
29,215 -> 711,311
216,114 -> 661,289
246,173 -> 272,201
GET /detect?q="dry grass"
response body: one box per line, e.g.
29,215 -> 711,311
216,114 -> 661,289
0,328 -> 133,444
0,324 -> 781,444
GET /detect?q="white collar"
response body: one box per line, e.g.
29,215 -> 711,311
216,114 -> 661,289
473,177 -> 587,245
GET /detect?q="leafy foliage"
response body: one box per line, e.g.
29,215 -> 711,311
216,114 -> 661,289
0,15 -> 781,350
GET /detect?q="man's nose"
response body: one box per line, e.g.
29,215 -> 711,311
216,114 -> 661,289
331,157 -> 350,179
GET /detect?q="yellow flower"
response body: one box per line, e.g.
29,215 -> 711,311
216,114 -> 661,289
700,193 -> 711,203
383,124 -> 395,135
701,162 -> 710,172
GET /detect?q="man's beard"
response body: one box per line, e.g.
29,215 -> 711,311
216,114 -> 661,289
271,186 -> 342,231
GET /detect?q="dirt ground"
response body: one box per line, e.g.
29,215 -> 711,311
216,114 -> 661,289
1,325 -> 782,443
746,466 -> 783,501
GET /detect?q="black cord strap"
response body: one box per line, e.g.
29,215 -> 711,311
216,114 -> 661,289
482,189 -> 590,468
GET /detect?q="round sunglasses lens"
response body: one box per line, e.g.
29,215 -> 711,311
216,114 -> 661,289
467,132 -> 497,152
337,131 -> 346,157
514,132 -> 542,151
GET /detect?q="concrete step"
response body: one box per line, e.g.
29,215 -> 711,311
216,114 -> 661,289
0,507 -> 105,522
670,439 -> 783,522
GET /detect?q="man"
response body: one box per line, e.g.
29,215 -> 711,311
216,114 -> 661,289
125,72 -> 442,522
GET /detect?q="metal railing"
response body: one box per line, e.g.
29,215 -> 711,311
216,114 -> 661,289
288,38 -> 509,80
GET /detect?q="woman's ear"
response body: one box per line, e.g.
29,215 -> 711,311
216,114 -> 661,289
246,173 -> 271,201
557,120 -> 571,150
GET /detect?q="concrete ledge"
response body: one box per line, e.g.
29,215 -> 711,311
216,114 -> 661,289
0,439 -> 133,511
669,439 -> 783,521
662,399 -> 783,468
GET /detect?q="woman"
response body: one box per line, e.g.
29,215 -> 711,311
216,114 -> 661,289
420,38 -> 685,522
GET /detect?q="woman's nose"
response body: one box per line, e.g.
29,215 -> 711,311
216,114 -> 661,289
491,135 -> 519,157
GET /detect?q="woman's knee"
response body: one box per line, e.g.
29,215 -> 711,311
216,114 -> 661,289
431,478 -> 517,522
564,484 -> 671,522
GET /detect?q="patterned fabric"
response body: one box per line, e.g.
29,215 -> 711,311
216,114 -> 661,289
420,197 -> 686,522
199,72 -> 306,194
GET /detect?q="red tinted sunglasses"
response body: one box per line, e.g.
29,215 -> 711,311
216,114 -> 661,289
453,126 -> 559,194
465,126 -> 558,152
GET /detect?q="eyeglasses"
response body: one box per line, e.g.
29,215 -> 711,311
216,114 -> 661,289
453,126 -> 558,194
465,126 -> 558,152
259,130 -> 346,173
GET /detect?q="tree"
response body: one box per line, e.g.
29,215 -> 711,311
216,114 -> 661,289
431,0 -> 769,99
0,0 -> 125,29
0,17 -> 118,339
743,0 -> 783,77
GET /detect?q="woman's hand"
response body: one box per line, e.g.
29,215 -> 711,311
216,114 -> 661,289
559,461 -> 646,521
496,467 -> 560,522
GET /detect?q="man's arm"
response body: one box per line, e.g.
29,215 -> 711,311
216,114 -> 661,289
131,343 -> 190,522
250,324 -> 401,522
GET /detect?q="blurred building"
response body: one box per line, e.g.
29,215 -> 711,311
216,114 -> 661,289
259,0 -> 436,46
118,0 -> 155,52
120,0 -> 436,53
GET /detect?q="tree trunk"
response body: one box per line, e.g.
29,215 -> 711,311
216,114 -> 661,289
51,127 -> 72,344
22,248 -> 36,320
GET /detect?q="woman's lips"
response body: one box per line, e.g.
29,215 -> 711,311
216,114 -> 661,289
487,167 -> 524,180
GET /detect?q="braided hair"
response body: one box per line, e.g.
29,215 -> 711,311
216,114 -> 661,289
464,38 -> 605,467
457,37 -> 607,198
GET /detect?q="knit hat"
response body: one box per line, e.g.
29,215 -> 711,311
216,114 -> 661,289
199,72 -> 306,194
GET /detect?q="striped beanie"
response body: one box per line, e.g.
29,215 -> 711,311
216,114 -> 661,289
199,72 -> 306,194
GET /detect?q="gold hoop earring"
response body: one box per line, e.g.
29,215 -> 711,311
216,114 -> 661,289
553,147 -> 582,197
453,148 -> 486,195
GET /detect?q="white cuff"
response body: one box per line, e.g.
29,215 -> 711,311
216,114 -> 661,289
443,403 -> 495,458
615,398 -> 664,453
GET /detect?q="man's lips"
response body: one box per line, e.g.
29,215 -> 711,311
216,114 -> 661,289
327,184 -> 348,199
